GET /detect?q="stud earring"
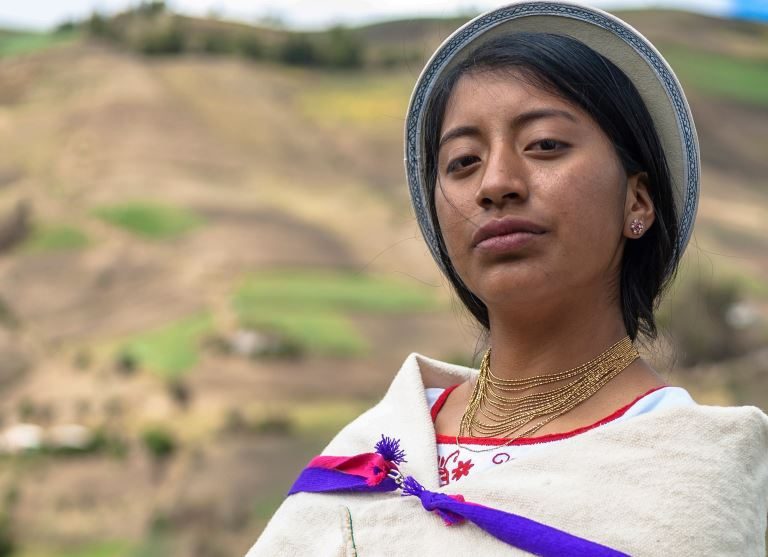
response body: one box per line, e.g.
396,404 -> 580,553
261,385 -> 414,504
629,218 -> 645,236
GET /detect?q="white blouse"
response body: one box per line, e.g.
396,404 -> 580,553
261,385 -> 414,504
426,385 -> 697,487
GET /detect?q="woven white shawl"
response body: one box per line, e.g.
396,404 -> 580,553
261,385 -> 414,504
247,353 -> 768,556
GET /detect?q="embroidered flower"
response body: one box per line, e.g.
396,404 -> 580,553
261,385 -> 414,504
438,456 -> 450,486
451,459 -> 474,481
437,449 -> 460,486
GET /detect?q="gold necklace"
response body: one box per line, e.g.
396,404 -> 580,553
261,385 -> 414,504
457,336 -> 639,452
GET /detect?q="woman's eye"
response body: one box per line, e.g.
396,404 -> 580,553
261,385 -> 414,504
446,155 -> 480,174
529,139 -> 568,152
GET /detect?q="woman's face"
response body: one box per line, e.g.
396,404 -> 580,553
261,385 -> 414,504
435,69 -> 649,312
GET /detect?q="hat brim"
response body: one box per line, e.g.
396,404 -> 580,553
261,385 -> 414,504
404,0 -> 700,271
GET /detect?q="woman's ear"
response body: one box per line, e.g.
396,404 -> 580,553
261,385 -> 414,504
623,172 -> 655,239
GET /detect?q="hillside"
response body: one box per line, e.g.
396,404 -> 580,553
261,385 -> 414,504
0,8 -> 767,557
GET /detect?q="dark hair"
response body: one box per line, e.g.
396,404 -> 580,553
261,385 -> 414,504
423,32 -> 678,341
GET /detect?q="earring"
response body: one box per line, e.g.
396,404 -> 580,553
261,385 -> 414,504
629,218 -> 645,236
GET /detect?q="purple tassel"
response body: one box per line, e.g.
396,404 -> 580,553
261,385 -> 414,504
401,475 -> 424,497
402,476 -> 465,526
374,435 -> 407,465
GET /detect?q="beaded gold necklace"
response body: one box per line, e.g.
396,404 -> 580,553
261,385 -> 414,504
457,336 -> 639,452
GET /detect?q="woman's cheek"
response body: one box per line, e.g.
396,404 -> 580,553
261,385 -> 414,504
435,197 -> 470,265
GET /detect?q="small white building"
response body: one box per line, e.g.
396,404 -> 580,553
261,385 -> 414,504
0,423 -> 43,453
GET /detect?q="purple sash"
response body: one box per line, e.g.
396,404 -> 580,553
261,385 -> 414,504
288,435 -> 630,556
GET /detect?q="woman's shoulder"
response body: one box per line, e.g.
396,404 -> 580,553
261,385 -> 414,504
320,353 -> 468,455
584,400 -> 768,471
667,401 -> 768,437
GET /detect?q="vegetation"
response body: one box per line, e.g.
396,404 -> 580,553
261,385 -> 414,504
22,224 -> 89,252
236,307 -> 366,356
0,488 -> 18,557
276,27 -> 364,68
81,3 -> 370,68
253,414 -> 294,435
234,270 -> 438,313
0,428 -> 127,459
0,29 -> 79,58
137,22 -> 184,55
232,270 -> 440,356
36,431 -> 125,458
252,492 -> 288,522
13,536 -> 175,557
0,513 -> 13,557
297,73 -> 411,128
86,430 -> 129,459
0,297 -> 19,329
289,400 -> 370,435
660,275 -> 761,367
16,540 -> 134,557
277,34 -> 317,66
238,33 -> 264,59
165,379 -> 192,409
141,426 -> 176,459
118,313 -> 213,379
93,202 -> 203,240
199,31 -> 238,55
661,44 -> 768,107
224,399 -> 368,438
318,27 -> 365,68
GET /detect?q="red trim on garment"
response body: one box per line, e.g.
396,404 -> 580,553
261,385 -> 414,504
433,384 -> 669,446
430,383 -> 461,422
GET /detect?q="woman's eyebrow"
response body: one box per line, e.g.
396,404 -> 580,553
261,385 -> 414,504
439,108 -> 578,149
439,125 -> 480,150
513,108 -> 577,129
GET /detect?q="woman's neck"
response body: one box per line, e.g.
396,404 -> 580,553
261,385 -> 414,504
485,294 -> 628,382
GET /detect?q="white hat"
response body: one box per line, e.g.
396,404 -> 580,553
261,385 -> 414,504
405,0 -> 700,273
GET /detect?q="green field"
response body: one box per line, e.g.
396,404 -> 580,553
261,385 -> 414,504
18,541 -> 131,557
0,30 -> 79,57
22,224 -> 89,252
119,313 -> 213,379
18,535 -> 171,557
238,306 -> 367,356
232,270 -> 441,356
661,44 -> 768,107
233,269 -> 440,312
93,202 -> 204,240
297,72 -> 412,128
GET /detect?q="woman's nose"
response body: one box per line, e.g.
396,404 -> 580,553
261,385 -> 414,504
474,149 -> 529,208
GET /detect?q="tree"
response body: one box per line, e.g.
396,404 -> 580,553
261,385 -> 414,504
322,26 -> 364,68
278,34 -> 317,66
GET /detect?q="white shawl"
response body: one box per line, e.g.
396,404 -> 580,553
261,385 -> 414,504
247,353 -> 768,556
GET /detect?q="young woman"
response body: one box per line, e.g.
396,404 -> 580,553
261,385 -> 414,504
248,3 -> 768,555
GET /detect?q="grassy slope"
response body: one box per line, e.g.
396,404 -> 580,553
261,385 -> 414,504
660,44 -> 768,107
0,29 -> 80,57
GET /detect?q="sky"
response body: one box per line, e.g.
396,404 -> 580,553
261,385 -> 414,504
0,0 -> 764,31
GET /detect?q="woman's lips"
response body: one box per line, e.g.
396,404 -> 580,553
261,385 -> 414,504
472,217 -> 546,253
475,231 -> 541,252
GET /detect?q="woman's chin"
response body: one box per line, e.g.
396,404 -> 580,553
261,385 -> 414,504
471,267 -> 556,308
